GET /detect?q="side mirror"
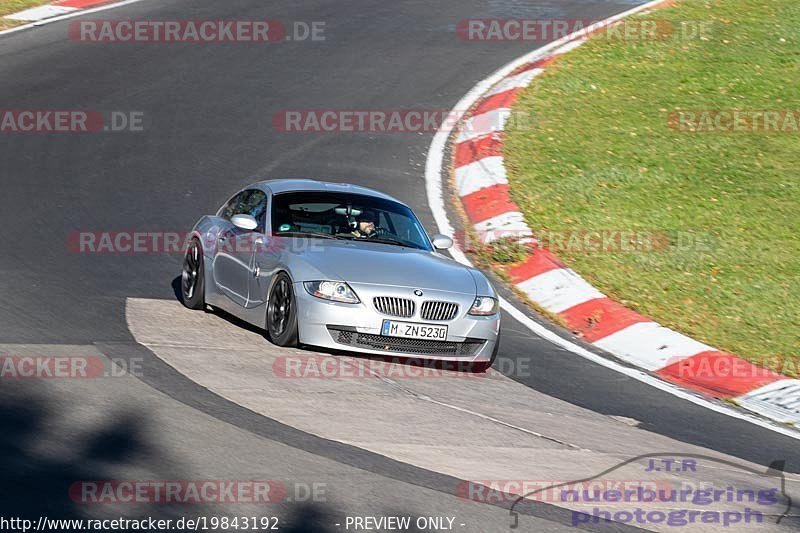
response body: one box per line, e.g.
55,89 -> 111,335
431,234 -> 453,250
231,214 -> 258,231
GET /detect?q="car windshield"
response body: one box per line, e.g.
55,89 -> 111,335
271,191 -> 432,251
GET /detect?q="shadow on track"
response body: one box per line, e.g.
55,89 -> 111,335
0,383 -> 336,532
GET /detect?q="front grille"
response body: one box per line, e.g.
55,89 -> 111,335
373,296 -> 415,318
336,330 -> 353,344
328,327 -> 484,357
420,301 -> 459,321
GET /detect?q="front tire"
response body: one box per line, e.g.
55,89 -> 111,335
266,272 -> 298,347
181,237 -> 205,310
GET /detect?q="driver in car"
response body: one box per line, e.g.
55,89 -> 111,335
351,209 -> 381,238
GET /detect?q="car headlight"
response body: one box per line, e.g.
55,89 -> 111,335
468,296 -> 498,316
303,281 -> 360,304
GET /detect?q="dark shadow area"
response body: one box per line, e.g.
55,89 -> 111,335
0,386 -> 162,523
282,504 -> 334,533
0,382 -> 342,532
171,275 -> 183,304
171,275 -> 265,336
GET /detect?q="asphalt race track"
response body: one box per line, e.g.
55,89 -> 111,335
0,1 -> 798,531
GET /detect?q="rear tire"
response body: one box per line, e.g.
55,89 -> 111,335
181,238 -> 205,310
266,272 -> 299,347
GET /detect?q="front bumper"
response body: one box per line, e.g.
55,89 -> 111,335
294,282 -> 500,363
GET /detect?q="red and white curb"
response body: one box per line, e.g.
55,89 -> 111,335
1,0 -> 144,35
4,0 -> 114,22
428,0 -> 800,430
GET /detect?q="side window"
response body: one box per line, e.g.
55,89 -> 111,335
219,190 -> 268,231
236,190 -> 268,231
219,191 -> 245,220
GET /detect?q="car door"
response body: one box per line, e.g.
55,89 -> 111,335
212,189 -> 264,307
246,191 -> 281,309
232,189 -> 271,309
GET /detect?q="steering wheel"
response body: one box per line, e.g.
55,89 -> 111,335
367,227 -> 389,239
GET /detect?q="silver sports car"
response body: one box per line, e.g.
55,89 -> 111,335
181,179 -> 500,369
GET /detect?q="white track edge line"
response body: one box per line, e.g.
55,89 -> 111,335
423,0 -> 800,440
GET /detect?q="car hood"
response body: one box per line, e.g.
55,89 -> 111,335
290,240 -> 477,294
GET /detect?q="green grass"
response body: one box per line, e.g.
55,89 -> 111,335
0,0 -> 53,29
476,236 -> 532,265
504,0 -> 799,376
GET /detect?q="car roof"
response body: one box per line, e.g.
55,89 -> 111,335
250,179 -> 405,205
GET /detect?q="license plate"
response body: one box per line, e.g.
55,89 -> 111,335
381,320 -> 448,340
